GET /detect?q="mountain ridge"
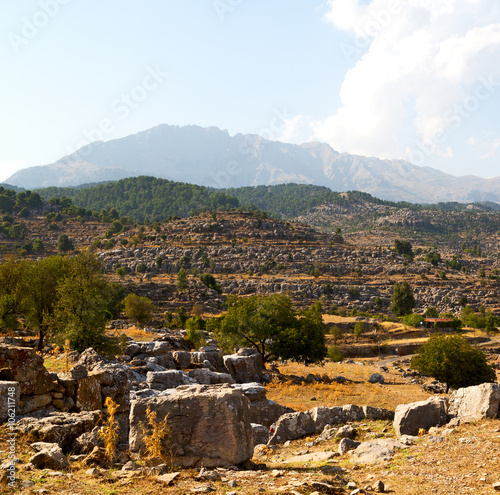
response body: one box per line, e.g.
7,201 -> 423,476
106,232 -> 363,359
6,123 -> 500,203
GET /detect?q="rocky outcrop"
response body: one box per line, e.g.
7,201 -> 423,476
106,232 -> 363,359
448,383 -> 500,422
269,404 -> 394,445
0,344 -> 54,399
394,397 -> 448,437
15,411 -> 100,452
223,350 -> 264,383
129,384 -> 254,467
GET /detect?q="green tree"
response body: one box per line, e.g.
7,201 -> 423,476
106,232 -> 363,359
22,256 -> 70,352
390,281 -> 416,317
425,251 -> 442,266
211,294 -> 326,364
425,306 -> 439,318
176,267 -> 188,292
57,234 -> 74,253
0,256 -> 26,332
411,334 -> 496,392
353,321 -> 365,339
199,273 -> 222,293
50,253 -> 117,354
394,239 -> 414,259
123,293 -> 155,327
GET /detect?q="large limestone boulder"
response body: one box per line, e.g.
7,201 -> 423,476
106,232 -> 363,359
234,383 -> 294,427
15,411 -> 100,452
350,438 -> 407,464
187,368 -> 235,385
268,411 -> 316,445
0,344 -> 54,396
394,397 -> 448,437
129,384 -> 254,467
448,383 -> 500,422
146,370 -> 195,390
223,351 -> 264,383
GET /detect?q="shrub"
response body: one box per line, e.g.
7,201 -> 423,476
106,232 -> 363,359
140,407 -> 170,461
402,313 -> 425,328
136,263 -> 147,274
328,345 -> 344,362
99,397 -> 119,463
123,293 -> 155,326
353,322 -> 365,339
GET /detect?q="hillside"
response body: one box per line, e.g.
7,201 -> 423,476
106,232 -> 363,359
7,123 -> 500,203
33,178 -> 500,252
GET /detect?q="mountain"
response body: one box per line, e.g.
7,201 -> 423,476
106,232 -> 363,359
6,124 -> 500,203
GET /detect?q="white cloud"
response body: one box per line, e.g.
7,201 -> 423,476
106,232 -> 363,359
313,0 -> 500,164
481,138 -> 500,158
275,115 -> 315,144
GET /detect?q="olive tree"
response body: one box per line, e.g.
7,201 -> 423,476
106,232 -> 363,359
411,334 -> 496,392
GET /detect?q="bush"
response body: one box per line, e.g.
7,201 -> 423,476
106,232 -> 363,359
136,263 -> 147,274
57,234 -> 74,252
402,313 -> 425,328
328,345 -> 344,362
123,293 -> 155,326
353,322 -> 365,339
411,334 -> 496,392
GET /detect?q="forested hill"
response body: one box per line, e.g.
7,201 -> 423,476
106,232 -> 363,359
35,177 -> 500,224
36,176 -> 240,222
225,184 -> 414,218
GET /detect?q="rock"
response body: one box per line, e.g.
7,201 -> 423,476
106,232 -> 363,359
448,383 -> 500,422
76,374 -> 101,412
234,383 -> 294,427
373,480 -> 385,492
223,353 -> 264,383
362,405 -> 394,421
30,442 -> 63,454
493,481 -> 500,491
146,370 -> 196,390
158,472 -> 181,485
284,451 -> 337,464
83,446 -> 107,466
310,481 -> 339,493
0,381 -> 19,422
268,411 -> 316,445
393,397 -> 448,437
337,424 -> 357,439
121,460 -> 141,471
30,448 -> 70,470
73,426 -> 103,454
15,410 -> 100,452
338,438 -> 361,454
368,373 -> 385,384
19,393 -> 52,415
76,348 -> 106,370
0,344 -> 54,395
191,350 -> 225,373
309,406 -> 346,431
129,384 -> 254,467
350,438 -> 406,464
251,423 -> 269,446
188,368 -> 235,385
172,351 -> 192,370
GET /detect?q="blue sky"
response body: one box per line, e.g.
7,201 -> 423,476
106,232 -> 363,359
1,0 -> 499,182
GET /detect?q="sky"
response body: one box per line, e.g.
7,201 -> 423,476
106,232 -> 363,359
1,0 -> 499,183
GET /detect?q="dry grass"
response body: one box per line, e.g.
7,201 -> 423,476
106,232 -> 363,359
114,326 -> 159,342
266,360 -> 432,412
